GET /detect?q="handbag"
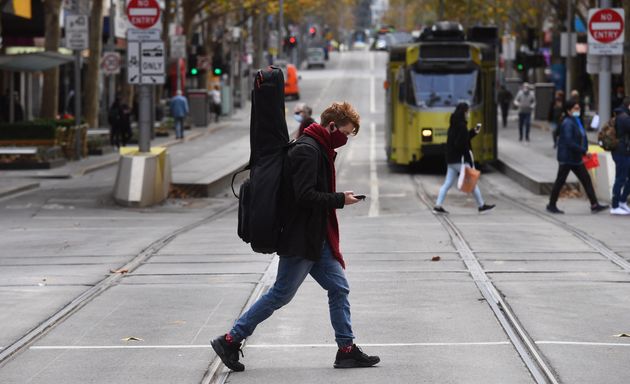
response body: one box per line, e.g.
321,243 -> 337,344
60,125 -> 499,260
457,151 -> 480,193
582,152 -> 599,169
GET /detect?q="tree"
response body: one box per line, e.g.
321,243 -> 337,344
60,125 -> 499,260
85,0 -> 104,128
41,0 -> 63,119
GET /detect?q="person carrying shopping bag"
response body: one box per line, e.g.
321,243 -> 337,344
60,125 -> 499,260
433,102 -> 495,214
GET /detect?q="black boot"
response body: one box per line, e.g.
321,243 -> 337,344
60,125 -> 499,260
211,334 -> 245,372
334,344 -> 380,368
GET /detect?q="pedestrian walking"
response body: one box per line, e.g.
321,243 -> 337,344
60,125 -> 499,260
546,99 -> 608,214
209,85 -> 221,123
610,97 -> 630,215
119,98 -> 132,146
548,90 -> 565,148
293,102 -> 315,137
433,102 -> 495,214
513,82 -> 536,142
498,85 -> 513,128
211,102 -> 380,372
170,90 -> 189,139
108,95 -> 123,149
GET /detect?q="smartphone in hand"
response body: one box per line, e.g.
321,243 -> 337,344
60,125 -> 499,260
474,123 -> 482,133
353,194 -> 367,200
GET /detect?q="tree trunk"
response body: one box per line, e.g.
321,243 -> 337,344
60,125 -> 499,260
41,0 -> 63,119
85,0 -> 104,128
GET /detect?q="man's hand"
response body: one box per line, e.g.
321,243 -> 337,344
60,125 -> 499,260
344,191 -> 360,205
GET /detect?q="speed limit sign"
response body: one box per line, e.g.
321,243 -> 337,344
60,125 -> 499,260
101,51 -> 121,75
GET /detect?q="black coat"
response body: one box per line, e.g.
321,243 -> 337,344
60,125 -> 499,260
556,116 -> 587,165
277,136 -> 345,261
614,107 -> 630,156
445,116 -> 477,165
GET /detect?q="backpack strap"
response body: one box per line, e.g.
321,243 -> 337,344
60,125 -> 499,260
231,164 -> 250,198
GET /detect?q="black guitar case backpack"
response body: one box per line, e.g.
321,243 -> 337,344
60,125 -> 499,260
234,66 -> 291,253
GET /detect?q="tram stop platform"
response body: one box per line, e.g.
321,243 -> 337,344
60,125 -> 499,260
495,115 -> 608,200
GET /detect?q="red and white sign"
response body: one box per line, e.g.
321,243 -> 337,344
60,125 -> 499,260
588,8 -> 624,55
101,51 -> 121,75
126,0 -> 160,30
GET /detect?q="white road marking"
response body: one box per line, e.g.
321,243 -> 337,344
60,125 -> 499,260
370,76 -> 376,113
26,340 -> 630,351
369,121 -> 380,218
536,341 -> 630,347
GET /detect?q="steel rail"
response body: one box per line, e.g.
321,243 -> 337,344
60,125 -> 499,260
0,202 -> 237,367
413,177 -> 560,384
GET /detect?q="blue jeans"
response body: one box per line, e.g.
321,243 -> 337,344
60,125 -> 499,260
230,241 -> 354,347
436,163 -> 484,207
518,112 -> 531,141
174,117 -> 184,138
612,153 -> 630,208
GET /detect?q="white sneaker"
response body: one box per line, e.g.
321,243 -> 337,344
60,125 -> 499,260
610,207 -> 630,215
619,202 -> 630,212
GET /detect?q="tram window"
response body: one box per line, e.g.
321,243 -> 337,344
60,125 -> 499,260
411,70 -> 479,107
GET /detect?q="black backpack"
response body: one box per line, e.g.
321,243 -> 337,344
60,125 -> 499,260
233,66 -> 292,254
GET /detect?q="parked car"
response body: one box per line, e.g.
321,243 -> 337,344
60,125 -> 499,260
306,48 -> 326,69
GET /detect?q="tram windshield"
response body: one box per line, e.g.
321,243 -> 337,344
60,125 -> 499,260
411,70 -> 478,107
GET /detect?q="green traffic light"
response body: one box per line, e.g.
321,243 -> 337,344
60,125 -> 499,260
517,64 -> 523,71
191,68 -> 198,75
214,68 -> 222,76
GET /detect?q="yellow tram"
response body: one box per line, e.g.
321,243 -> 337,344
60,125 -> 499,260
385,22 -> 498,166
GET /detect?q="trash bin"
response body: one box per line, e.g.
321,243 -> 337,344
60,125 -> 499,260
187,89 -> 209,127
534,83 -> 555,121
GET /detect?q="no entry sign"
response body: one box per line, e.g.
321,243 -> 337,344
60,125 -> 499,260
588,8 -> 624,55
126,0 -> 161,30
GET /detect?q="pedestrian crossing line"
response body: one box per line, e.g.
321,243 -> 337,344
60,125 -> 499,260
24,341 -> 630,351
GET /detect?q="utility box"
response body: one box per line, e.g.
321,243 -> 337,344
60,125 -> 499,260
221,85 -> 232,116
187,89 -> 209,127
534,83 -> 555,121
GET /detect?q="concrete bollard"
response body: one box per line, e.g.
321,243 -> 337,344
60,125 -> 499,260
113,147 -> 172,207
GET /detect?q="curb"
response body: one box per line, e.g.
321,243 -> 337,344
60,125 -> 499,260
0,182 -> 40,199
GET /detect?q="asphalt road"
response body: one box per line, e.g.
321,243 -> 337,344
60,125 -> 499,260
0,50 -> 629,384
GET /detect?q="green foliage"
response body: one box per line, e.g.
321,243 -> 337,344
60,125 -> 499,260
0,122 -> 57,140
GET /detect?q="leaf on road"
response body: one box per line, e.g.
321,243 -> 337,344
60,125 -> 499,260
121,336 -> 144,342
431,256 -> 441,261
613,333 -> 630,337
111,268 -> 129,274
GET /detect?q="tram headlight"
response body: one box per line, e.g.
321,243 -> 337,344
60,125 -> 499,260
421,128 -> 433,142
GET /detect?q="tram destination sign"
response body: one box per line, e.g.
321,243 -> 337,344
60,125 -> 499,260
588,8 -> 624,55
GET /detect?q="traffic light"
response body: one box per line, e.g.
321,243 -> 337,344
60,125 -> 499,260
212,51 -> 227,76
188,54 -> 199,76
309,26 -> 316,37
288,36 -> 297,48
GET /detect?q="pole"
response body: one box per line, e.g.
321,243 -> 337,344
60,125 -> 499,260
74,50 -> 82,126
278,0 -> 283,59
138,84 -> 151,152
438,0 -> 444,20
599,0 -> 612,126
108,0 -> 116,109
566,0 -> 573,95
176,0 -> 181,93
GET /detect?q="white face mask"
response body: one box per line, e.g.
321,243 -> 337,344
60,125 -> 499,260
571,111 -> 580,117
293,114 -> 303,123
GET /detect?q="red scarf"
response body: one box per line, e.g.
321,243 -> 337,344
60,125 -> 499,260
303,123 -> 345,269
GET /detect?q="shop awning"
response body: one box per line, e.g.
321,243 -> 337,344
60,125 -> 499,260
0,51 -> 74,72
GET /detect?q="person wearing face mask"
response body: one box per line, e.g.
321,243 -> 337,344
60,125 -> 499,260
433,102 -> 495,214
513,82 -> 536,142
293,103 -> 315,137
546,100 -> 608,214
211,102 -> 380,372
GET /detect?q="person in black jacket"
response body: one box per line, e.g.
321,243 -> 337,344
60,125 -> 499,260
211,102 -> 380,372
610,97 -> 630,215
433,103 -> 495,214
546,100 -> 608,214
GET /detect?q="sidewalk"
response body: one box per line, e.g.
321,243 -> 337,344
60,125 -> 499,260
0,111 -> 248,199
495,114 -> 583,195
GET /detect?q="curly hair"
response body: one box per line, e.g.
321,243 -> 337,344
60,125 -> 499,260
320,101 -> 360,135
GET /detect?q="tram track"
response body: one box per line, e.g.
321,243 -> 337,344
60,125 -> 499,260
0,201 -> 238,368
412,176 -> 560,384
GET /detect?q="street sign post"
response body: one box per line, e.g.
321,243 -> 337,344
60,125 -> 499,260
101,51 -> 121,75
65,14 -> 89,50
587,8 -> 624,55
170,35 -> 186,59
126,0 -> 161,30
